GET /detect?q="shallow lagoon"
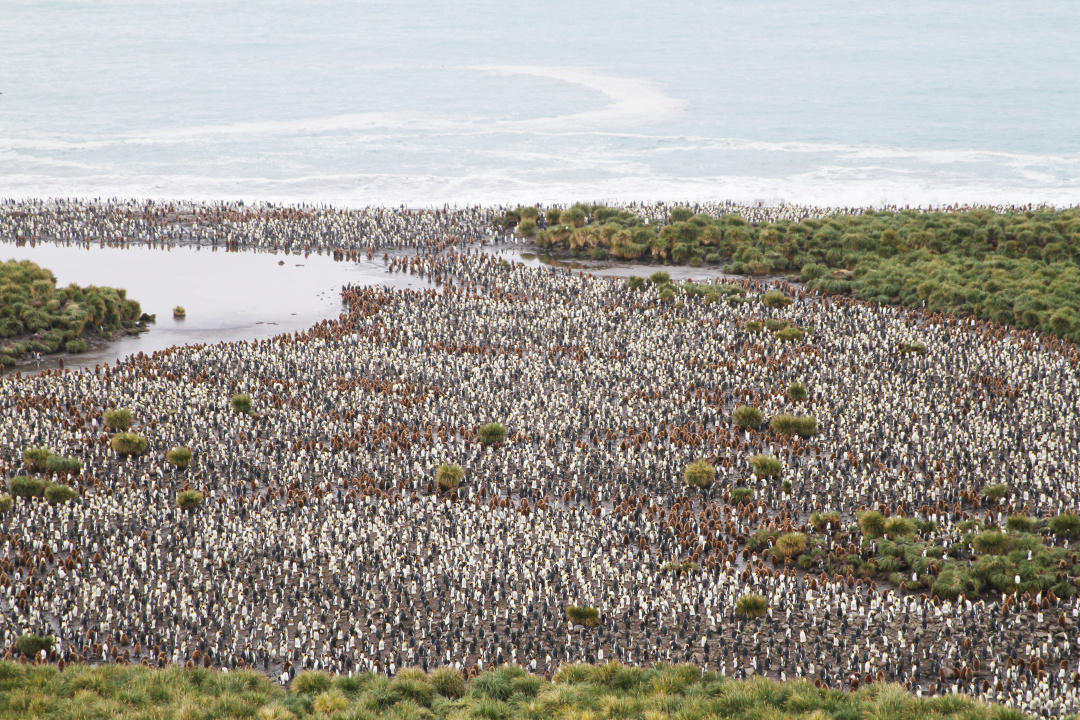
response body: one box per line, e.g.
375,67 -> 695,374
2,240 -> 744,374
0,242 -> 431,373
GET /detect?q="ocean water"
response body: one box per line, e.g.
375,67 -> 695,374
2,0 -> 1078,207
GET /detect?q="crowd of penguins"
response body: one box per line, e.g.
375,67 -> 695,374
0,200 -> 1079,718
0,198 -> 1051,255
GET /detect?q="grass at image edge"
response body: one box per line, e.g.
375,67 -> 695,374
0,661 -> 1044,720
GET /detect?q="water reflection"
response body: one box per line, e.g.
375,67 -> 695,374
1,243 -> 431,373
496,244 -> 741,282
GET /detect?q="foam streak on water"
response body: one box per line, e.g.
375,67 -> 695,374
1,0 -> 1078,207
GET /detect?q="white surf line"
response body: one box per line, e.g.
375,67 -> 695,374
0,66 -> 687,149
464,65 -> 687,130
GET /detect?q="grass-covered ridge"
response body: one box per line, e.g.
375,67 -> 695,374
506,204 -> 1080,342
0,661 -> 1045,720
0,258 -> 144,365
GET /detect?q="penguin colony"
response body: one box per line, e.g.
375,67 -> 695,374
1,198 -> 1047,253
0,200 -> 1078,719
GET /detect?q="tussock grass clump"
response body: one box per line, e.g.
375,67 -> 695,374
793,416 -> 817,437
166,446 -> 193,469
972,530 -> 1014,556
9,475 -> 47,498
103,408 -> 133,430
787,381 -> 807,401
859,510 -> 887,539
391,673 -> 434,707
177,490 -> 204,511
566,606 -> 600,627
1049,513 -> 1080,537
471,666 -> 539,703
478,422 -> 507,446
65,338 -> 86,353
800,262 -> 829,282
744,320 -> 763,333
469,672 -> 512,702
764,318 -> 789,332
15,634 -> 54,660
660,561 -> 701,574
899,341 -> 927,354
436,463 -> 464,490
292,670 -> 332,695
734,593 -> 768,619
774,326 -> 805,342
517,218 -> 537,236
732,405 -> 764,430
772,533 -> 807,560
983,483 -> 1008,501
22,446 -> 52,472
44,483 -> 76,505
173,306 -> 186,318
761,290 -> 792,308
883,517 -> 917,540
932,567 -> 981,601
111,432 -> 148,456
769,414 -> 799,435
809,511 -> 841,532
658,287 -> 676,302
683,460 -> 714,489
231,394 -> 253,414
15,634 -> 54,657
45,454 -> 81,475
625,276 -> 645,290
430,667 -> 465,700
562,206 -> 587,228
1005,515 -> 1037,533
649,271 -> 670,285
313,690 -> 348,714
501,209 -> 522,227
0,494 -> 12,513
730,487 -> 754,504
749,454 -> 782,477
971,545 -> 1073,597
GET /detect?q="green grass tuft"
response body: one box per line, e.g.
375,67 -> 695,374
111,432 -> 148,456
436,463 -> 465,490
166,446 -> 194,469
231,394 -> 253,414
749,454 -> 782,477
732,405 -> 764,430
566,606 -> 600,627
734,593 -> 768,619
683,460 -> 715,489
478,422 -> 507,446
761,291 -> 792,308
177,490 -> 204,511
103,408 -> 134,430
